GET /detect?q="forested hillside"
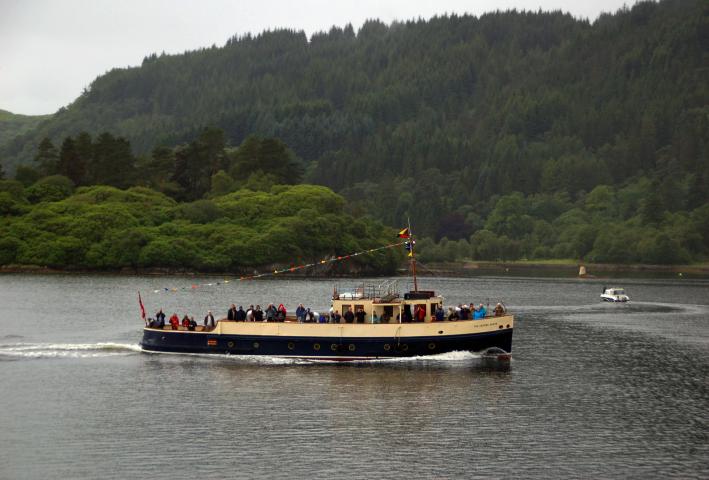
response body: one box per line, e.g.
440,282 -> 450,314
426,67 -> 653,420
1,0 -> 707,266
0,110 -> 51,149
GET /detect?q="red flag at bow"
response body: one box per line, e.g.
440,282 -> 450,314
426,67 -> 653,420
138,291 -> 146,324
397,227 -> 410,238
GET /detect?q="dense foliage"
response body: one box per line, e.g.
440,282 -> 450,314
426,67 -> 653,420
0,181 -> 401,273
0,1 -> 707,266
0,110 -> 51,147
416,183 -> 709,264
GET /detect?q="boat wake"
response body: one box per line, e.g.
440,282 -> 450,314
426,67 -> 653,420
140,348 -> 486,365
370,350 -> 482,363
0,342 -> 143,360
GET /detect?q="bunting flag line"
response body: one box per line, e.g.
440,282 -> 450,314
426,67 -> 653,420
150,241 -> 407,294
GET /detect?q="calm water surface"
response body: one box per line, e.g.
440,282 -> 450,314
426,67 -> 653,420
0,274 -> 707,479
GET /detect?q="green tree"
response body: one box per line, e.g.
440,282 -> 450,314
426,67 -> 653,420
229,136 -> 303,185
209,170 -> 235,196
34,137 -> 59,176
57,137 -> 86,185
14,165 -> 41,186
640,179 -> 665,224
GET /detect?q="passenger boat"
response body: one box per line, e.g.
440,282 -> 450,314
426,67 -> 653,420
140,229 -> 514,361
600,286 -> 630,302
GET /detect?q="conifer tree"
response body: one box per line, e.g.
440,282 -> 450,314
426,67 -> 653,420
57,137 -> 85,185
34,137 -> 59,176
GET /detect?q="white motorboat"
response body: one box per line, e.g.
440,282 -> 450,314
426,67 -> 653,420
600,286 -> 629,302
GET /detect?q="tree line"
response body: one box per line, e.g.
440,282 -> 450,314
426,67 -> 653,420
13,128 -> 303,201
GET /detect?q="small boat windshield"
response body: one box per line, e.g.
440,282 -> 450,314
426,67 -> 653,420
613,289 -> 625,295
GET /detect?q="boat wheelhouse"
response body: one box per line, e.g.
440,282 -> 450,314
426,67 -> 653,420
331,280 -> 443,324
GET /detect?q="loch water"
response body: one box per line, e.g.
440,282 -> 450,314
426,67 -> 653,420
0,274 -> 707,479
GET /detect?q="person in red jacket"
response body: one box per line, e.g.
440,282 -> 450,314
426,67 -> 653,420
181,315 -> 190,328
415,305 -> 426,322
169,313 -> 179,330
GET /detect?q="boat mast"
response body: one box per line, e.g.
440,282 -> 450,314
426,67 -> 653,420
408,217 -> 418,292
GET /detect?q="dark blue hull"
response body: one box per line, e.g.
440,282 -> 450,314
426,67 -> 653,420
140,328 -> 513,360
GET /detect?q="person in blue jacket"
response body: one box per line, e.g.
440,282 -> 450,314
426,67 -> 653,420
296,304 -> 306,323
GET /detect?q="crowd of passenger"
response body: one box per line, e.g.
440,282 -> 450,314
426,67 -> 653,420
147,301 -> 506,329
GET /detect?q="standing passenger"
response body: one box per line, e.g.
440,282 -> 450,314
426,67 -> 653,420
265,304 -> 276,322
227,304 -> 237,320
169,313 -> 179,330
296,304 -> 306,322
156,310 -> 166,328
204,310 -> 215,328
415,305 -> 426,322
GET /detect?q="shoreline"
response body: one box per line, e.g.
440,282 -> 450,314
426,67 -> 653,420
418,261 -> 709,278
2,261 -> 708,278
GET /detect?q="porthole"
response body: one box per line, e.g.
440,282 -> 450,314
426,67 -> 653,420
438,331 -> 443,334
227,341 -> 234,348
383,344 -> 391,351
287,342 -> 295,350
428,342 -> 436,350
253,342 -> 260,349
331,344 -> 338,352
348,344 -> 356,352
499,325 -> 503,329
401,344 -> 409,352
506,324 -> 510,328
313,343 -> 321,351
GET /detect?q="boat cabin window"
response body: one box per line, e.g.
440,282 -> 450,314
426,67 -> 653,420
342,304 -> 351,313
614,289 -> 625,295
355,304 -> 364,313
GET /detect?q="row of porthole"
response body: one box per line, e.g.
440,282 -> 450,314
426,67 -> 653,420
229,339 -> 475,350
227,341 -> 437,352
221,342 -> 436,352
